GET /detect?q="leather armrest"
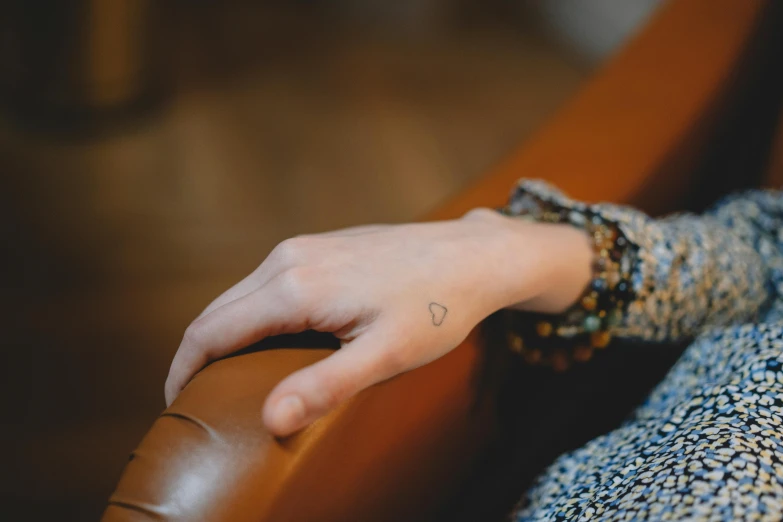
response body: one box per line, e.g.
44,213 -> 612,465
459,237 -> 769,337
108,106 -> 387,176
103,1 -> 770,520
105,332 -> 498,522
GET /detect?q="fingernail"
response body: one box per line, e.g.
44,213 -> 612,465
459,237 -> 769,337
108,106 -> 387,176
274,395 -> 306,431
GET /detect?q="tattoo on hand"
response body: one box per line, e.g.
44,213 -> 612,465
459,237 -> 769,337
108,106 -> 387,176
429,302 -> 448,326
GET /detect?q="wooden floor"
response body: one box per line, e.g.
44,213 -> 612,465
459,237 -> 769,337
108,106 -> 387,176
0,4 -> 586,520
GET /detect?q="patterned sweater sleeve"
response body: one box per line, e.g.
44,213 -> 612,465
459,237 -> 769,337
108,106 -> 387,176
509,179 -> 783,343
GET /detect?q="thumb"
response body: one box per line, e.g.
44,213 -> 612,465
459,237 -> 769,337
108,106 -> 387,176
262,330 -> 402,437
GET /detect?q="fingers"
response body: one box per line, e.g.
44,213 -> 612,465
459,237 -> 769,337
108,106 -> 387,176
165,267 -> 326,406
194,271 -> 261,321
193,236 -> 313,321
167,230 -> 389,407
195,230 -> 381,321
262,327 -> 401,437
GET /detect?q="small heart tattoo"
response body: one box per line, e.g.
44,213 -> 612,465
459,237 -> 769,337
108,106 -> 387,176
429,302 -> 448,326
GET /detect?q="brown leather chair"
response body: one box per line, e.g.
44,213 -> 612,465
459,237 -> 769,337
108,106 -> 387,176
102,1 -> 783,520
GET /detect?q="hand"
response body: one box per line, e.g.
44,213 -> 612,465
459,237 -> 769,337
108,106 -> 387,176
164,208 -> 591,436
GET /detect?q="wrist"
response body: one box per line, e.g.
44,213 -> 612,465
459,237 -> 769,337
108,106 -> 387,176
503,218 -> 594,313
488,185 -> 637,369
458,209 -> 594,313
458,208 -> 592,314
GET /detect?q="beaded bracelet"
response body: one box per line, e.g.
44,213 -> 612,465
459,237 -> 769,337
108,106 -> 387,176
497,195 -> 637,371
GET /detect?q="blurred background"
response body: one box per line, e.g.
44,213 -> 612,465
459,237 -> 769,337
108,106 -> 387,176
0,1 -> 658,520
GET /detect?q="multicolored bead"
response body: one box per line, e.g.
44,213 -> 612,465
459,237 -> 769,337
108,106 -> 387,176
497,192 -> 635,370
583,315 -> 601,332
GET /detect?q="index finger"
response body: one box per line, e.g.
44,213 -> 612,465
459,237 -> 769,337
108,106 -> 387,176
164,269 -> 322,406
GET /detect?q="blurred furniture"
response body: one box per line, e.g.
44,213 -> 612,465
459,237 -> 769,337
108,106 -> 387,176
0,0 -> 158,126
102,0 -> 783,520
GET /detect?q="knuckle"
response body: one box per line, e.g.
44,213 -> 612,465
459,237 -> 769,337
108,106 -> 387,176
272,237 -> 311,266
182,318 -> 209,348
